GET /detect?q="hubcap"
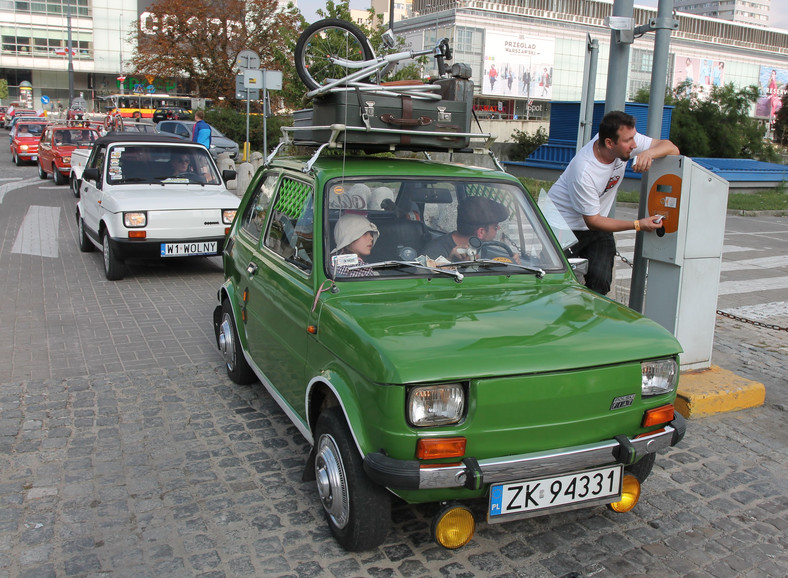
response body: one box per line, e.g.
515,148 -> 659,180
315,434 -> 349,528
218,315 -> 236,370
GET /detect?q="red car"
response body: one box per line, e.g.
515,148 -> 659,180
10,121 -> 47,165
37,125 -> 101,185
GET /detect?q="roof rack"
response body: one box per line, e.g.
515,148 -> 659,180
272,123 -> 503,173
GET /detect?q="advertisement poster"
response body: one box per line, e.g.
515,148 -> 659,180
482,33 -> 555,99
755,65 -> 788,120
672,55 -> 725,97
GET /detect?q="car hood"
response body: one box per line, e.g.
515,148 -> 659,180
316,281 -> 681,384
101,187 -> 240,211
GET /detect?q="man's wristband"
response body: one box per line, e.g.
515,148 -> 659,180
634,219 -> 641,231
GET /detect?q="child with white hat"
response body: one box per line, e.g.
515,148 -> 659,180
331,214 -> 380,277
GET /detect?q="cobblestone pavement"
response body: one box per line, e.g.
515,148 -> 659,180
0,161 -> 786,576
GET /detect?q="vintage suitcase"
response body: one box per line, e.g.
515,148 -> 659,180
293,76 -> 474,151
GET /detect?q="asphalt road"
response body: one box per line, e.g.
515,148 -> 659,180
0,143 -> 785,577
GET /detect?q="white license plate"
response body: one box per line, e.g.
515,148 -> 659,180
489,465 -> 622,520
160,241 -> 217,257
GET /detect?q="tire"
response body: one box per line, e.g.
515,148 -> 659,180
102,232 -> 124,281
314,407 -> 390,551
53,167 -> 65,185
71,176 -> 81,198
626,452 -> 656,483
38,161 -> 47,179
77,216 -> 94,253
13,151 -> 21,166
295,18 -> 375,91
217,300 -> 257,385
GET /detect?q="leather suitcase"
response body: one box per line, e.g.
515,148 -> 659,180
292,77 -> 474,151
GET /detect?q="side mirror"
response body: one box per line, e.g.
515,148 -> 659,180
83,167 -> 99,182
568,257 -> 588,276
222,169 -> 237,182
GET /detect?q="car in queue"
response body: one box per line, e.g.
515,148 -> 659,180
37,124 -> 101,185
76,134 -> 240,281
213,154 -> 687,551
152,107 -> 191,123
9,120 -> 47,165
156,119 -> 239,160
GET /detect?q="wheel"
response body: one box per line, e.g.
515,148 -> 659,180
37,161 -> 47,179
71,176 -> 81,198
295,18 -> 375,91
103,115 -> 113,131
480,240 -> 515,260
54,167 -> 66,185
626,452 -> 656,483
217,300 -> 257,385
314,407 -> 390,551
77,216 -> 94,253
13,151 -> 21,166
113,115 -> 124,132
102,232 -> 124,281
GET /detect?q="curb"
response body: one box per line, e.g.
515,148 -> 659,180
675,365 -> 766,419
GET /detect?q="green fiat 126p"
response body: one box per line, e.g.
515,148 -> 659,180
213,153 -> 686,551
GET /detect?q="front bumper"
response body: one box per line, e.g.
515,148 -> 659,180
364,413 -> 686,491
109,235 -> 229,260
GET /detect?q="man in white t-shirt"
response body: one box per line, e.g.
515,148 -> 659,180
548,110 -> 679,295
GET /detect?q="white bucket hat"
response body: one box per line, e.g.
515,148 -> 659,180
333,214 -> 379,253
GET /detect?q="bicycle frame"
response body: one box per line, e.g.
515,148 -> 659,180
305,39 -> 452,100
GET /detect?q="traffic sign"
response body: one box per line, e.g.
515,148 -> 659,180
236,50 -> 260,70
117,75 -> 126,82
41,95 -> 51,105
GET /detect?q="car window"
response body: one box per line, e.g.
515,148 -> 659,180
240,173 -> 278,242
325,178 -> 565,278
264,177 -> 314,272
106,145 -> 221,185
175,125 -> 191,138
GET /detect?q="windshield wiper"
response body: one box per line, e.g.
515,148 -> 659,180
446,259 -> 546,278
352,260 -> 464,282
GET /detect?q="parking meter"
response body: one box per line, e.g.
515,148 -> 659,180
641,156 -> 729,370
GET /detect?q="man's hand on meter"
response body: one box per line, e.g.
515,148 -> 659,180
637,215 -> 665,232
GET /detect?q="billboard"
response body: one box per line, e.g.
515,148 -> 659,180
482,33 -> 554,99
755,66 -> 788,120
672,56 -> 725,97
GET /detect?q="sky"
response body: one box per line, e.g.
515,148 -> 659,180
297,0 -> 788,31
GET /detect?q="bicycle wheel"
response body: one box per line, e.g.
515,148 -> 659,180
295,18 -> 375,91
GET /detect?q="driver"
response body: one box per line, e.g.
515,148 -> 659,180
423,196 -> 509,262
170,152 -> 192,176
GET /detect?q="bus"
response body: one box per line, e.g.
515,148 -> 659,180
101,94 -> 195,119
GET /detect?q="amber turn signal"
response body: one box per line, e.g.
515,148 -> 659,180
128,230 -> 146,239
642,404 -> 674,428
416,437 -> 466,460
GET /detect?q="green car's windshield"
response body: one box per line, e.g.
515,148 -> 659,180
325,178 -> 565,279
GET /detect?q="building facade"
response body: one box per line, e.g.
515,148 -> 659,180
397,0 -> 788,126
673,0 -> 771,28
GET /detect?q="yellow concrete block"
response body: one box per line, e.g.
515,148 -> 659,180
675,365 -> 765,419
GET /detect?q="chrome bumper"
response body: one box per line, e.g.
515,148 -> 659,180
364,413 -> 685,491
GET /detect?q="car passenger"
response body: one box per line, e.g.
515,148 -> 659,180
331,214 -> 379,277
422,196 -> 509,262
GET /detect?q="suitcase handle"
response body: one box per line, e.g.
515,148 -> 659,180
379,114 -> 433,127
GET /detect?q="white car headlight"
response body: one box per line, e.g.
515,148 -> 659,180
222,209 -> 237,225
641,359 -> 679,397
124,212 -> 147,228
408,384 -> 465,427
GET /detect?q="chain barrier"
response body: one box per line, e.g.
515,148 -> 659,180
615,251 -> 788,332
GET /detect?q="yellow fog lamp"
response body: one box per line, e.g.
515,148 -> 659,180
608,474 -> 641,513
432,504 -> 475,549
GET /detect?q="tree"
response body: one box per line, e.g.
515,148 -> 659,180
634,81 -> 778,162
131,0 -> 302,107
774,92 -> 788,146
0,78 -> 8,102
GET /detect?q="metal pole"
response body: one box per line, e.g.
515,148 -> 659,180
67,0 -> 74,105
629,0 -> 676,312
245,87 -> 250,162
577,34 -> 599,152
604,0 -> 634,115
262,71 -> 268,158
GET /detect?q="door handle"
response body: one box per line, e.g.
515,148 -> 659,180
246,262 -> 258,275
